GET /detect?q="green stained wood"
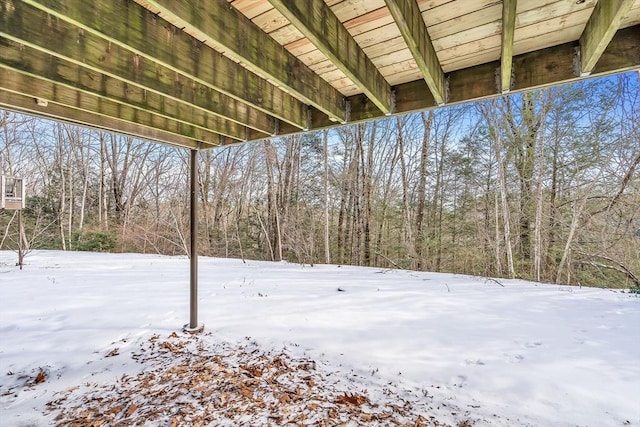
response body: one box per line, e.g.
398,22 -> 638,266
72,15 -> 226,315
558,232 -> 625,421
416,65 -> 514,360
0,39 -> 258,141
580,0 -> 635,74
0,0 -> 274,136
0,67 -> 230,145
0,0 -> 638,146
384,0 -> 446,105
500,0 -> 517,93
141,0 -> 346,122
19,0 -> 307,129
0,88 -> 209,148
270,0 -> 391,115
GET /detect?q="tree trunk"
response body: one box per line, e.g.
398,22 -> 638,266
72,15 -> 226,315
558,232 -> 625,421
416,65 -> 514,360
396,117 -> 414,266
415,111 -> 433,270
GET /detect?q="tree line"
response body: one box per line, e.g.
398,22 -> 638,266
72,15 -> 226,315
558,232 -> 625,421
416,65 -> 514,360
1,73 -> 639,288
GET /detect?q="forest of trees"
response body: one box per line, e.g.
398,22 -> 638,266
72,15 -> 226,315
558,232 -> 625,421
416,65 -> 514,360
1,73 -> 639,288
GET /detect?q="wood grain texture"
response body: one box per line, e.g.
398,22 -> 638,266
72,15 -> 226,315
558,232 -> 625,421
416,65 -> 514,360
385,0 -> 446,104
0,0 -> 638,149
22,0 -> 308,129
0,1 -> 271,137
0,84 -> 213,148
138,0 -> 346,122
0,42 -> 258,142
501,0 -> 517,93
580,0 -> 635,73
269,0 -> 392,114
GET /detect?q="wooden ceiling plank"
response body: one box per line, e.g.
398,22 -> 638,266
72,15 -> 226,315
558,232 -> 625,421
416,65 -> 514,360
269,0 -> 392,114
0,40 -> 255,142
427,3 -> 503,40
305,25 -> 639,139
139,0 -> 346,123
501,0 -> 517,93
0,81 -> 216,148
1,1 -> 280,136
385,0 -> 446,105
580,0 -> 635,74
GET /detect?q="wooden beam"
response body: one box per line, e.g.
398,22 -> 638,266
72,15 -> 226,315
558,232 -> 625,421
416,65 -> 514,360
269,0 -> 392,114
0,89 -> 211,148
300,26 -> 640,140
19,0 -> 308,130
384,0 -> 446,104
0,1 -> 274,136
500,0 -> 517,93
140,0 -> 346,123
0,39 -> 254,142
580,0 -> 635,74
0,68 -> 228,146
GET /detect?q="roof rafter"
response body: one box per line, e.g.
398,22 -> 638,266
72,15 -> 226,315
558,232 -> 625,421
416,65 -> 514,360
384,0 -> 446,105
269,0 -> 392,115
21,0 -> 308,131
500,0 -> 517,93
0,1 -> 270,138
579,0 -> 635,74
138,0 -> 346,123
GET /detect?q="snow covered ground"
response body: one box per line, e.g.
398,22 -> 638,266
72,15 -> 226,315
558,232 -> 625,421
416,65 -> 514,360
0,250 -> 638,426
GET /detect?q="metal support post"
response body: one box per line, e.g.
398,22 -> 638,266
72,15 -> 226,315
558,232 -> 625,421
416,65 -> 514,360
184,148 -> 204,333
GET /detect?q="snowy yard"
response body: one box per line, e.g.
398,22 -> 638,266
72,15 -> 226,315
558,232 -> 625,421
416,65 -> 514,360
0,250 -> 638,426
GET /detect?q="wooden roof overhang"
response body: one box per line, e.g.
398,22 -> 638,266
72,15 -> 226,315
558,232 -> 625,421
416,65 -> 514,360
1,0 -> 639,149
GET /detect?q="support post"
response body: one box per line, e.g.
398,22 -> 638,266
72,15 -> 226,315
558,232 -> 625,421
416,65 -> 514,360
184,148 -> 204,333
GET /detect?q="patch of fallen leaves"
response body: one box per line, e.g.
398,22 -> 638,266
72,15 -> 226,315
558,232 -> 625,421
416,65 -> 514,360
1,366 -> 51,398
48,333 -> 466,426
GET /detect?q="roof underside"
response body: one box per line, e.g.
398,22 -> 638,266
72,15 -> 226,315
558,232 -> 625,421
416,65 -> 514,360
1,0 -> 639,149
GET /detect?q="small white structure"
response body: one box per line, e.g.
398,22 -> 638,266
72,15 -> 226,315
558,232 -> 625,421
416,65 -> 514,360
1,176 -> 25,210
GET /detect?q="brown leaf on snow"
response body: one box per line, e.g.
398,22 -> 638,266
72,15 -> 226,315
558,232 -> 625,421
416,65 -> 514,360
361,413 -> 374,422
48,337 -> 460,426
241,364 -> 263,377
268,415 -> 283,424
35,371 -> 46,384
105,348 -> 119,358
272,356 -> 288,370
414,414 -> 431,426
125,404 -> 138,417
277,392 -> 290,404
160,342 -> 177,353
240,387 -> 254,398
106,406 -> 122,415
335,393 -> 368,406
